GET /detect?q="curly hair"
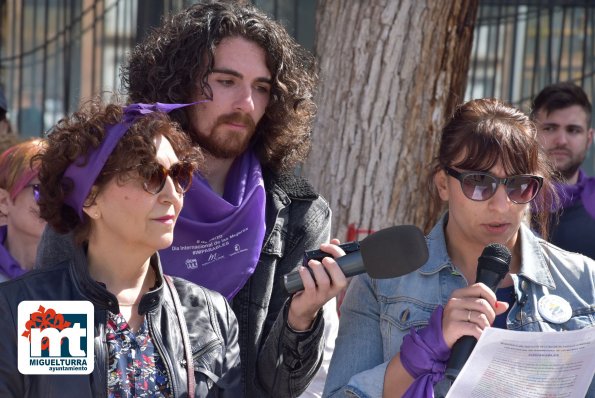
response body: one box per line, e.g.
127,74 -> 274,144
122,1 -> 318,172
424,98 -> 558,239
36,97 -> 201,244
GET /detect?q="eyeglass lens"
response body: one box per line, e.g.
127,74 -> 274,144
461,174 -> 540,203
31,184 -> 40,203
142,162 -> 193,194
23,183 -> 41,203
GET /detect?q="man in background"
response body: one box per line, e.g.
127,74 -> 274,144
0,87 -> 13,136
0,87 -> 21,153
531,82 -> 595,259
123,2 -> 345,397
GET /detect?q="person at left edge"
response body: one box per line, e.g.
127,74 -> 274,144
0,86 -> 14,135
0,97 -> 242,397
0,138 -> 47,282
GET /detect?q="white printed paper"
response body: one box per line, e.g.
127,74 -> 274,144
445,327 -> 595,398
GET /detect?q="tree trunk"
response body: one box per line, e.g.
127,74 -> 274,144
304,0 -> 478,239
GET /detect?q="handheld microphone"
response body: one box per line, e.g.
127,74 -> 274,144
444,243 -> 511,381
283,225 -> 429,294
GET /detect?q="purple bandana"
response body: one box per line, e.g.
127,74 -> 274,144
0,225 -> 26,280
62,101 -> 204,219
554,169 -> 595,219
158,150 -> 266,299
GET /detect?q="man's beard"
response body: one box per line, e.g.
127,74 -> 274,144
559,157 -> 584,181
552,147 -> 587,181
192,112 -> 256,159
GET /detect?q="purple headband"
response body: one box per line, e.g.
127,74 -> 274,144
62,101 -> 203,219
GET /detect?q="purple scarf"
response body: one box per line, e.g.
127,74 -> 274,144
159,150 -> 266,299
63,101 -> 205,219
555,169 -> 595,219
0,225 -> 26,279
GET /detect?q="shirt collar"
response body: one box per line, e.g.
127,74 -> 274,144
418,213 -> 453,275
516,222 -> 556,289
419,213 -> 556,289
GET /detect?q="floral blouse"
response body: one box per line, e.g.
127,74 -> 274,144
106,311 -> 172,398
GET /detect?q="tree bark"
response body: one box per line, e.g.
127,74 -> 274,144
304,0 -> 478,239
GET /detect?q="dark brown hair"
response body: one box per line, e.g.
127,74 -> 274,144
530,82 -> 592,125
122,1 -> 317,173
425,98 -> 557,238
37,97 -> 201,243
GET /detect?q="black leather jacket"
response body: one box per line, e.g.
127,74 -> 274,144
231,170 -> 331,397
30,170 -> 331,398
0,235 -> 242,398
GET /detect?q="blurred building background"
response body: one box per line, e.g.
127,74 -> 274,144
468,0 -> 595,172
0,0 -> 594,172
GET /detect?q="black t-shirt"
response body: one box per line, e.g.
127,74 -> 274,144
494,285 -> 515,329
549,201 -> 595,260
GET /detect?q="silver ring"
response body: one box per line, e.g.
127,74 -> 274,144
467,310 -> 472,322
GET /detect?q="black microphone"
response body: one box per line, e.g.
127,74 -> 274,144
444,243 -> 511,382
283,225 -> 429,294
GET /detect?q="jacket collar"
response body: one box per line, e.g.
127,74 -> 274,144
262,168 -> 319,201
261,169 -> 320,250
516,223 -> 556,289
418,214 -> 454,275
37,228 -> 167,314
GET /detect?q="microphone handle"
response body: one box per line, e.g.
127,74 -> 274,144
283,252 -> 363,294
444,336 -> 477,380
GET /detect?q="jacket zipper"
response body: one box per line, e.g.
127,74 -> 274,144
192,339 -> 221,361
103,328 -> 108,398
147,313 -> 178,397
97,311 -> 108,398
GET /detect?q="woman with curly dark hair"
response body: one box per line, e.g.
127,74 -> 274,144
122,3 -> 343,398
0,98 -> 241,397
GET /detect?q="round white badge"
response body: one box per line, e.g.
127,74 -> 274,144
537,294 -> 572,324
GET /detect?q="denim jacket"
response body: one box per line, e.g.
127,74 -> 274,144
231,170 -> 332,397
323,214 -> 595,398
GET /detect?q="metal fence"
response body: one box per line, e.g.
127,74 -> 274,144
1,0 -> 595,169
465,0 -> 595,173
0,0 -> 313,137
467,2 -> 595,109
0,0 -> 138,136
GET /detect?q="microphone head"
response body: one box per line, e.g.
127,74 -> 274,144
479,243 -> 511,277
360,225 -> 428,279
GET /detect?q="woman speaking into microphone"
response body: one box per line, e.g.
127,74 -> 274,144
323,98 -> 595,398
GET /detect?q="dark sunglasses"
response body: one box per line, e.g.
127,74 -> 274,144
137,161 -> 194,195
444,166 -> 543,204
25,183 -> 40,203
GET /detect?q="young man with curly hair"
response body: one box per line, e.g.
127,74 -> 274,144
122,2 -> 346,397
